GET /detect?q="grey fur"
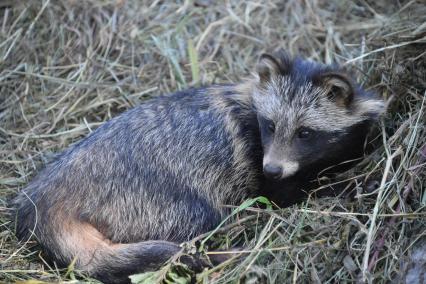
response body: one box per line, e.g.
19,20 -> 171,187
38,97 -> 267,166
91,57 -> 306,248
12,53 -> 385,283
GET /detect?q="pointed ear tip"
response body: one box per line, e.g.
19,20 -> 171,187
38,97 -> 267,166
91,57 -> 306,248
259,50 -> 291,61
259,53 -> 275,62
322,72 -> 353,83
256,53 -> 279,74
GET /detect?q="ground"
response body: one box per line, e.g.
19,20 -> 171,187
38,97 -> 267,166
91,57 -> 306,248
0,0 -> 425,283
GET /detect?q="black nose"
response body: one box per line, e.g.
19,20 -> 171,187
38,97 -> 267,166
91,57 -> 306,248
263,164 -> 283,180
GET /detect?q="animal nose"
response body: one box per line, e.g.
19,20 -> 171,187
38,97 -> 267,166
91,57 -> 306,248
263,164 -> 283,180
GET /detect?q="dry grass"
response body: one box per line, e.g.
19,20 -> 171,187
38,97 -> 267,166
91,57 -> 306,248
0,0 -> 425,283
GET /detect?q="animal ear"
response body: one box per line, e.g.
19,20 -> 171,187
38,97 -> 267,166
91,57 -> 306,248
320,72 -> 354,107
256,53 -> 281,83
256,51 -> 292,84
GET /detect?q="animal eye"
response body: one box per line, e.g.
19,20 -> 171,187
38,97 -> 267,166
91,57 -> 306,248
268,122 -> 275,133
297,128 -> 311,139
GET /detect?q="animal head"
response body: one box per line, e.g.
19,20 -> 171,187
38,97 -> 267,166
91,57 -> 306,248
252,52 -> 385,180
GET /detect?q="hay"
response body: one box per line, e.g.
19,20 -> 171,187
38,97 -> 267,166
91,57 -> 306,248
0,0 -> 425,283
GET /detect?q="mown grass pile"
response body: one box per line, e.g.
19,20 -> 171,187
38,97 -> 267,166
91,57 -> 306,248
0,0 -> 425,283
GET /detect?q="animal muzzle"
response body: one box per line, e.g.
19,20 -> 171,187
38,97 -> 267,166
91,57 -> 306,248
263,163 -> 283,180
263,160 -> 300,180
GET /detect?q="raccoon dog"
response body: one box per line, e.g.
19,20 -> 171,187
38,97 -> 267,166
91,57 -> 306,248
12,52 -> 385,283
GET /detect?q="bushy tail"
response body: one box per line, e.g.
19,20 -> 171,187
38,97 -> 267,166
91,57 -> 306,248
13,202 -> 204,284
89,240 -> 195,283
12,191 -> 240,284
